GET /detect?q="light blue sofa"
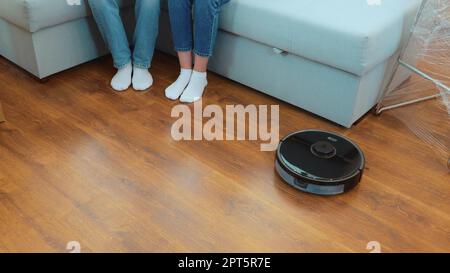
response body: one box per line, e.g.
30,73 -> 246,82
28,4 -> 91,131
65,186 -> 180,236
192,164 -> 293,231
0,0 -> 422,127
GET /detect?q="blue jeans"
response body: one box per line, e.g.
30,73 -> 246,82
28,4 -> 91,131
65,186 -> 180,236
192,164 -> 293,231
168,0 -> 230,57
88,0 -> 160,69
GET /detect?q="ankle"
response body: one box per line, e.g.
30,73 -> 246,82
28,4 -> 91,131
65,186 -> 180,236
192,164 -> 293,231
180,68 -> 193,77
133,65 -> 149,71
191,70 -> 207,80
193,68 -> 207,73
119,62 -> 132,71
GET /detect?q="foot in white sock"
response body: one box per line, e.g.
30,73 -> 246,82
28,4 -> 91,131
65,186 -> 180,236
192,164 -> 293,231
132,67 -> 153,91
165,69 -> 193,100
180,71 -> 208,103
111,62 -> 132,92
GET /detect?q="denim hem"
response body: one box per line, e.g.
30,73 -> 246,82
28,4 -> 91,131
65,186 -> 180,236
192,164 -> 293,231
175,47 -> 193,52
133,62 -> 151,69
115,60 -> 132,69
193,49 -> 212,58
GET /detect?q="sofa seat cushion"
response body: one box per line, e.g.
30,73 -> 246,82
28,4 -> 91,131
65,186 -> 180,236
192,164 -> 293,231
0,0 -> 133,33
219,0 -> 421,76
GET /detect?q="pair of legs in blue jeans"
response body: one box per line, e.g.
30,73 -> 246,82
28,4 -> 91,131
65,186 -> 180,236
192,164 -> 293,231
166,0 -> 230,102
88,0 -> 160,91
89,0 -> 229,100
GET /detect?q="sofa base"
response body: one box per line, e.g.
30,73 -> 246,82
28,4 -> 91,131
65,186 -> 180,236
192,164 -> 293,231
0,8 -> 136,79
209,31 -> 393,128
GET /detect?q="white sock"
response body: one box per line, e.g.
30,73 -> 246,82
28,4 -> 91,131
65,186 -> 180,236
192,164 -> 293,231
180,71 -> 208,103
111,62 -> 132,91
165,68 -> 192,100
132,66 -> 153,91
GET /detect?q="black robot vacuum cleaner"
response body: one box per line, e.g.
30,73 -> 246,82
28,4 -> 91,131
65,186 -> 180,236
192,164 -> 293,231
276,130 -> 365,196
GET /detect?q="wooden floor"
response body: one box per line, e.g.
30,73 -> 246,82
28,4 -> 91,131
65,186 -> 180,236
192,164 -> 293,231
0,53 -> 449,253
